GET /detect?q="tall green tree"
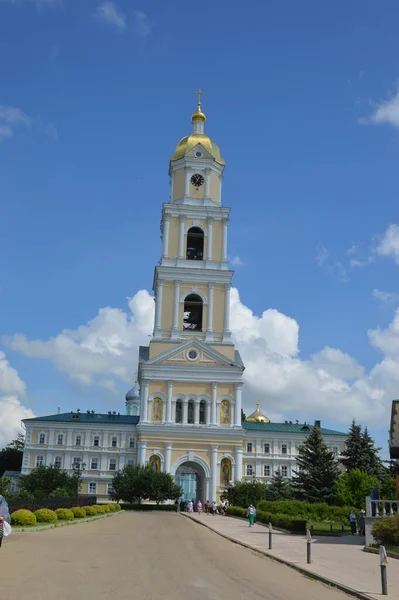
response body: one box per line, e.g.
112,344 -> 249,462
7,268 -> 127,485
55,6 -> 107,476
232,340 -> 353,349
110,465 -> 182,504
0,434 -> 25,476
360,427 -> 383,476
294,425 -> 340,503
19,465 -> 76,498
340,421 -> 382,475
334,469 -> 379,508
230,480 -> 268,508
265,469 -> 294,501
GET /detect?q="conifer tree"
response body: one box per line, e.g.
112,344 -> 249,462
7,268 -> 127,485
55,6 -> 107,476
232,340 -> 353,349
360,427 -> 383,476
265,469 -> 294,500
340,420 -> 363,471
294,425 -> 340,503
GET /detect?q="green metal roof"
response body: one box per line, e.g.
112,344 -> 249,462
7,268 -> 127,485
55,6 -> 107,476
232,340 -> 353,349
242,421 -> 346,436
23,412 -> 139,425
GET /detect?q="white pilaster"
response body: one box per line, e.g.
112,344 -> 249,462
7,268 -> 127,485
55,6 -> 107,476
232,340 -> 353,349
235,446 -> 243,482
194,401 -> 200,425
167,381 -> 173,423
206,282 -> 214,340
204,168 -> 211,198
219,174 -> 223,204
154,279 -> 163,333
141,381 -> 149,422
222,218 -> 229,263
223,284 -> 231,340
66,431 -> 72,447
184,168 -> 191,197
46,452 -> 53,466
211,382 -> 217,425
206,216 -> 213,261
172,280 -> 181,337
234,382 -> 243,426
178,216 -> 186,259
162,216 -> 170,258
138,441 -> 147,466
164,443 -> 172,473
183,400 -> 188,425
48,429 -> 54,447
211,445 -> 218,501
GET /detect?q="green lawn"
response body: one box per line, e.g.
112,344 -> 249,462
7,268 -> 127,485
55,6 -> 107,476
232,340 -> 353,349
307,520 -> 351,535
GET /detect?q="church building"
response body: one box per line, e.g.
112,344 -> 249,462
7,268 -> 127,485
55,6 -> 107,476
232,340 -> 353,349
21,94 -> 347,501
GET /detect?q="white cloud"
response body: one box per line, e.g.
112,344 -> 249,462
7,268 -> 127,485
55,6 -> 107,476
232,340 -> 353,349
376,224 -> 399,264
0,351 -> 34,448
373,289 -> 399,305
96,2 -> 126,30
0,104 -> 31,142
230,255 -> 244,266
361,86 -> 399,129
134,10 -> 151,37
316,246 -> 348,282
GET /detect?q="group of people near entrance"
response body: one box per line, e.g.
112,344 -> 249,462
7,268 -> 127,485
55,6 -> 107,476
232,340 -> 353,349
179,499 -> 229,516
350,509 -> 365,536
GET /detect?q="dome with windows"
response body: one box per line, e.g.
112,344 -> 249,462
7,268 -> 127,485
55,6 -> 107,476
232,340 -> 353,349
125,383 -> 140,402
245,399 -> 270,423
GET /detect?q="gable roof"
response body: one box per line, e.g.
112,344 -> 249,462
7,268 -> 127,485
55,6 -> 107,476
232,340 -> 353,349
143,338 -> 244,369
243,421 -> 346,436
23,413 -> 139,425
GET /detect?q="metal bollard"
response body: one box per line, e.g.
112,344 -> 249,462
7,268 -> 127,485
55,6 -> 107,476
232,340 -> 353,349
379,546 -> 388,595
306,528 -> 312,564
268,522 -> 273,549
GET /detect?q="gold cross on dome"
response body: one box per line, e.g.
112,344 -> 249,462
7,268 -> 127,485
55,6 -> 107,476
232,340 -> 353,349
256,398 -> 260,410
196,89 -> 203,108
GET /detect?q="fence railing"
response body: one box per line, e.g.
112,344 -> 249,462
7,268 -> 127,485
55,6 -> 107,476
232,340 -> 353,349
8,495 -> 97,513
365,496 -> 398,518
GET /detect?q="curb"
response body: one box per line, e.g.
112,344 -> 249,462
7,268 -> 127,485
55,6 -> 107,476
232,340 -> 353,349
363,546 -> 399,560
182,514 -> 376,600
13,510 -> 123,532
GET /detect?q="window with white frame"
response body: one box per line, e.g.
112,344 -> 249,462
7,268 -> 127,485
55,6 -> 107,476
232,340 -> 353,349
109,458 -> 117,471
107,482 -> 115,495
57,434 -> 64,445
39,433 -> 45,445
54,456 -> 62,468
246,464 -> 254,476
36,455 -> 44,467
75,435 -> 82,446
246,442 -> 253,453
281,443 -> 288,455
88,482 -> 97,495
127,459 -> 135,467
91,458 -> 99,470
263,465 -> 271,477
111,436 -> 118,448
332,445 -> 339,456
264,442 -> 270,454
93,435 -> 100,447
129,437 -> 135,449
72,457 -> 81,468
281,465 -> 288,477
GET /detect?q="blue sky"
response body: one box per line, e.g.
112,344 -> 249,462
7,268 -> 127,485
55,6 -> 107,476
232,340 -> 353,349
1,0 -> 399,455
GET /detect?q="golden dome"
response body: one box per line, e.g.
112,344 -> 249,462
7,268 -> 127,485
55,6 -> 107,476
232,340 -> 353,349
191,108 -> 206,122
171,133 -> 225,165
246,399 -> 270,423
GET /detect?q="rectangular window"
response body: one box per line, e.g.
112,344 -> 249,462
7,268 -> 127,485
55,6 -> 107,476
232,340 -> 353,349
127,459 -> 135,467
39,433 -> 45,445
109,458 -> 117,471
263,465 -> 270,477
57,434 -> 64,445
281,443 -> 288,455
107,483 -> 114,495
246,464 -> 253,476
264,443 -> 270,454
54,456 -> 62,468
88,482 -> 97,495
281,466 -> 288,477
91,458 -> 99,470
72,457 -> 81,468
36,455 -> 44,467
129,437 -> 135,449
93,436 -> 99,447
75,435 -> 82,446
111,436 -> 117,448
246,442 -> 253,453
332,445 -> 339,456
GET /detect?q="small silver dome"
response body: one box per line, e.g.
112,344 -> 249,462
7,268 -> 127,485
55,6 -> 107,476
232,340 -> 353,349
125,382 -> 140,402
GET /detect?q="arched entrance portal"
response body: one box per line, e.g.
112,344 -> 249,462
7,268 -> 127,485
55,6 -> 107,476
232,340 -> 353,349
175,462 -> 206,503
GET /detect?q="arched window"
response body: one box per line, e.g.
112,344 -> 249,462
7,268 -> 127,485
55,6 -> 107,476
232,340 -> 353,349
186,227 -> 204,260
175,400 -> 183,423
187,400 -> 195,424
199,400 -> 207,424
183,294 -> 203,331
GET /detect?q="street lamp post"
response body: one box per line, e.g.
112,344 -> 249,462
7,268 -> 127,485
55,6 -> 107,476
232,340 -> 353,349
72,461 -> 86,499
252,474 -> 256,507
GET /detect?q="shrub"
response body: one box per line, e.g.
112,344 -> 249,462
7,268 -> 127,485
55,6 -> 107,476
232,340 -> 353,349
114,503 -> 121,511
82,505 -> 97,516
226,506 -> 306,533
34,508 -> 58,523
99,504 -> 111,513
257,500 -> 352,524
11,509 -> 37,527
107,504 -> 117,512
121,503 -> 178,511
71,506 -> 86,518
372,515 -> 399,547
94,505 -> 106,514
55,508 -> 74,521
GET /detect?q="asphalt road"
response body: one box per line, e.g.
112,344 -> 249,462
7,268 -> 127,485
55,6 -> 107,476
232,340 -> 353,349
1,512 -> 352,600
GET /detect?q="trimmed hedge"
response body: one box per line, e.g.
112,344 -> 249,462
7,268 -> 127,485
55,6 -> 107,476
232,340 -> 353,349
257,500 -> 352,525
114,504 -> 121,511
34,508 -> 58,524
11,509 -> 37,527
55,508 -> 74,521
107,504 -> 117,512
122,503 -> 178,512
227,506 -> 306,533
71,506 -> 86,518
93,505 -> 107,515
372,514 -> 399,546
82,505 -> 97,516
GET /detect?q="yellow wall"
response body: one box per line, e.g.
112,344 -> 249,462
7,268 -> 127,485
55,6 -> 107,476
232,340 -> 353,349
190,176 -> 205,200
173,169 -> 185,200
172,381 -> 211,396
161,282 -> 174,331
210,344 -> 235,361
210,171 -> 220,204
149,341 -> 179,358
213,286 -> 225,332
168,217 -> 179,259
149,381 -> 168,396
212,220 -> 223,262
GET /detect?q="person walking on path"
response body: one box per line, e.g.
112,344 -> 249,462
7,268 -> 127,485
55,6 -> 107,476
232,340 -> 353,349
187,500 -> 194,513
358,510 -> 365,536
349,510 -> 357,535
196,500 -> 203,514
220,500 -> 227,516
0,495 -> 11,549
211,501 -> 217,516
247,504 -> 256,527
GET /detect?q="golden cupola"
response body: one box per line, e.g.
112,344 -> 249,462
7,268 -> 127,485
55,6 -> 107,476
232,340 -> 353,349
170,90 -> 225,165
246,399 -> 270,423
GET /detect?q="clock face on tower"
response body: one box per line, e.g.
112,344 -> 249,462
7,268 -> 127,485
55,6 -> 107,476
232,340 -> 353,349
191,173 -> 204,189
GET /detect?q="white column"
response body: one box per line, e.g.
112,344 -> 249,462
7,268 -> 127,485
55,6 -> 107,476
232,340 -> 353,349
178,216 -> 185,259
235,446 -> 243,482
162,216 -> 170,258
223,284 -> 231,338
194,401 -> 200,425
48,429 -> 55,447
219,174 -> 223,203
222,218 -> 229,262
211,382 -> 217,425
154,279 -> 163,333
46,452 -> 53,466
66,431 -> 72,447
183,400 -> 188,425
64,452 -> 71,470
170,172 -> 174,201
172,280 -> 181,335
167,381 -> 173,423
206,282 -> 214,339
234,382 -> 243,426
164,443 -> 172,473
206,217 -> 213,260
211,445 -> 218,501
141,381 -> 149,422
138,441 -> 147,466
119,455 -> 125,470
184,168 -> 191,197
204,168 -> 211,198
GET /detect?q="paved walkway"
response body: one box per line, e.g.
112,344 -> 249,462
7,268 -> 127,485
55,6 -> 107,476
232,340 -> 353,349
186,513 -> 399,600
